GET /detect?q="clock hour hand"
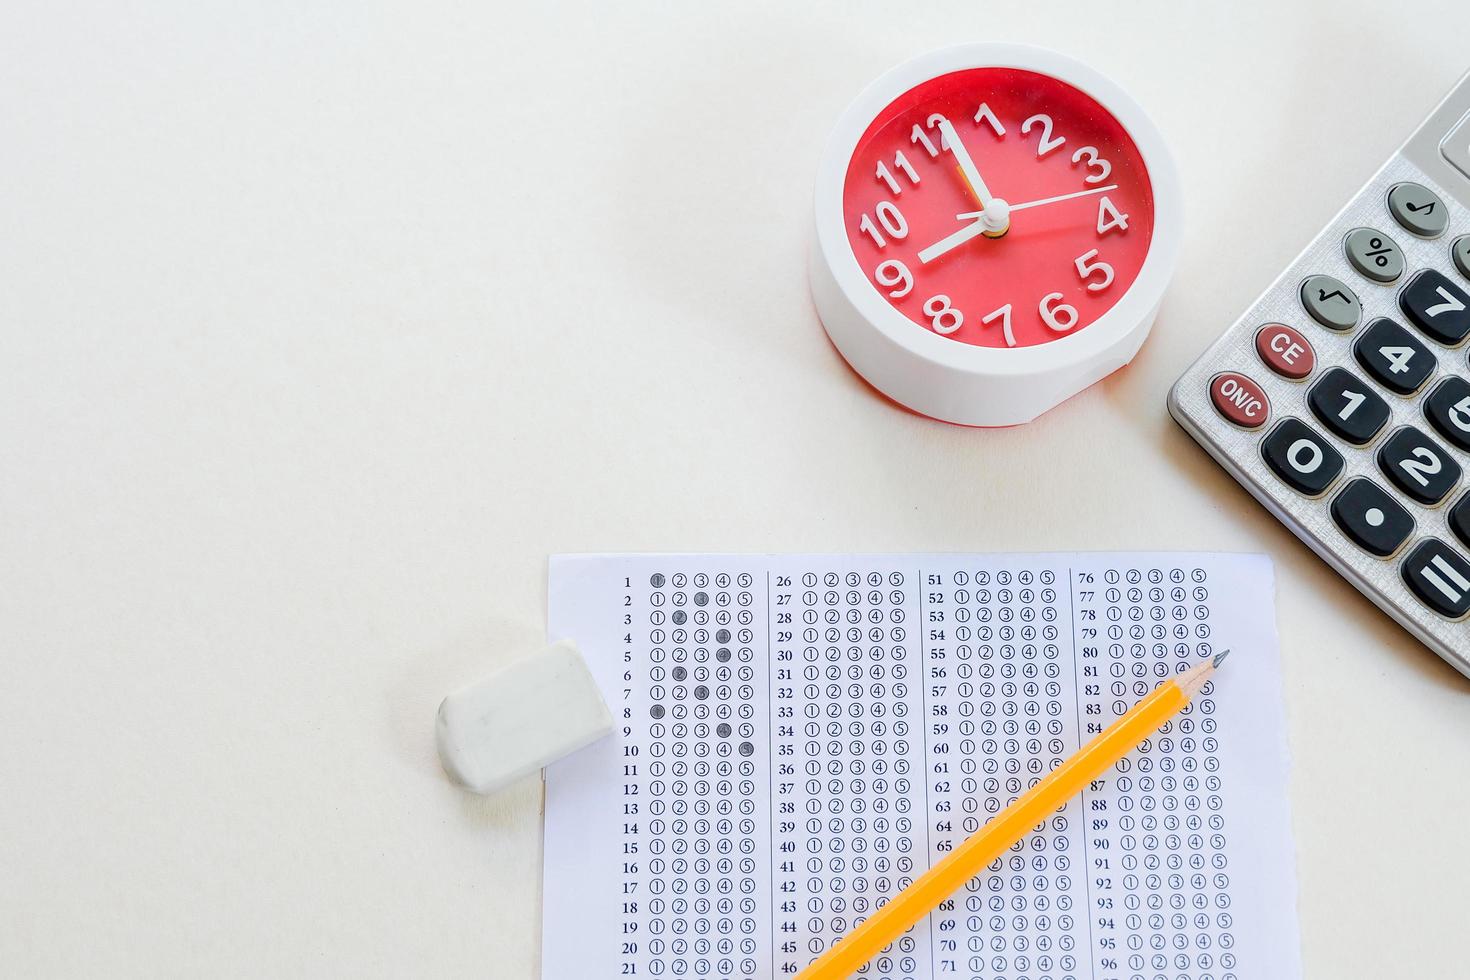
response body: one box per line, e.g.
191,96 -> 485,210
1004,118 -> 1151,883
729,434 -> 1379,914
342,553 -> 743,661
918,218 -> 994,265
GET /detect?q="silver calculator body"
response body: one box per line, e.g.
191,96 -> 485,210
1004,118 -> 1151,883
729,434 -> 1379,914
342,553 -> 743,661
1170,69 -> 1470,678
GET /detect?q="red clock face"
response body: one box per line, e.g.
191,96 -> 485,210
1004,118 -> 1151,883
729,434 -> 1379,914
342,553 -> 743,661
843,67 -> 1155,349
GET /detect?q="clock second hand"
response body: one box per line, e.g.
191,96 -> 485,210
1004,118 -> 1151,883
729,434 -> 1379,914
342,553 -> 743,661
918,184 -> 1119,265
955,183 -> 1119,221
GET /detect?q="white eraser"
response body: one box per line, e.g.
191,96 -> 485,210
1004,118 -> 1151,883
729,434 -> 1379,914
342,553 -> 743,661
435,640 -> 613,795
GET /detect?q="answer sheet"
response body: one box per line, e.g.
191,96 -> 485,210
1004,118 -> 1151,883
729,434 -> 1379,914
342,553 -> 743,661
543,553 -> 1299,980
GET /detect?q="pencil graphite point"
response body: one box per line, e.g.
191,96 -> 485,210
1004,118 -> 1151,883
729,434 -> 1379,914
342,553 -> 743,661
1212,649 -> 1231,668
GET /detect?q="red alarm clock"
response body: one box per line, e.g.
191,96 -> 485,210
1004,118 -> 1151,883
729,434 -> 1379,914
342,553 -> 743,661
811,45 -> 1182,426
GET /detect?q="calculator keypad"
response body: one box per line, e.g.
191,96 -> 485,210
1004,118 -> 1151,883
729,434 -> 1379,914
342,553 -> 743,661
1454,235 -> 1470,280
1209,371 -> 1269,429
1378,426 -> 1460,504
1353,317 -> 1435,394
1344,227 -> 1405,284
1261,418 -> 1342,497
1308,367 -> 1389,446
1448,492 -> 1470,550
1422,377 -> 1470,451
1171,150 -> 1470,666
1300,274 -> 1361,331
1388,181 -> 1449,238
1400,269 -> 1470,345
1255,323 -> 1315,379
1402,539 -> 1470,618
1331,478 -> 1415,557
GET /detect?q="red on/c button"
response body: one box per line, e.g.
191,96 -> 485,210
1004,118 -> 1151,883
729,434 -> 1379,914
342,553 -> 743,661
1209,372 -> 1270,429
1255,323 -> 1315,380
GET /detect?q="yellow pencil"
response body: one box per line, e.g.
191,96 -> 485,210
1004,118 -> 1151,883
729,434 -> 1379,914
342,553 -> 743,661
795,650 -> 1231,980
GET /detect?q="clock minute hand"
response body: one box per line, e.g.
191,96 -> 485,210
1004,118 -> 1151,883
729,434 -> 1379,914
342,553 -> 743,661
935,118 -> 1009,239
936,118 -> 994,207
956,183 -> 1118,221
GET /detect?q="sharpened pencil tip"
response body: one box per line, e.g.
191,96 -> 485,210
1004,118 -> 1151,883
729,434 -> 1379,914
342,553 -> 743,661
1212,649 -> 1231,668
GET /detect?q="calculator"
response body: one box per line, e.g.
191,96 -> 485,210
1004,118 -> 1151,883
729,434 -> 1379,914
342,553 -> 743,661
1170,69 -> 1470,678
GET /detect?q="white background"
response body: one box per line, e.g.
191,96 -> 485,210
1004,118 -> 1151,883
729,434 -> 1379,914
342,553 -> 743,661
3,1 -> 1469,977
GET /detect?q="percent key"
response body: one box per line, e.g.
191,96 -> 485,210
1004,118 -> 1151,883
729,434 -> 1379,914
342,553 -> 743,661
1346,226 -> 1405,283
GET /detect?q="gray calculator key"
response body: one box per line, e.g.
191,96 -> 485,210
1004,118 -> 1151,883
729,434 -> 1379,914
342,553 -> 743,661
1454,236 -> 1470,280
1387,181 -> 1448,238
1343,227 -> 1405,283
1300,274 -> 1361,331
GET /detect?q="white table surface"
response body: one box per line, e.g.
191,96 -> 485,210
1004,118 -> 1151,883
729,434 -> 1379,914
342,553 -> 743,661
5,1 -> 1470,976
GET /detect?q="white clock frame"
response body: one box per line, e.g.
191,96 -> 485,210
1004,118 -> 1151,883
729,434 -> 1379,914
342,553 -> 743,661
809,43 -> 1183,427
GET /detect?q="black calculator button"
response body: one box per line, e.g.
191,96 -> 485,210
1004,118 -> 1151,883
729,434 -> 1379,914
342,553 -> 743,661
1353,318 -> 1435,394
1423,377 -> 1470,451
1307,367 -> 1389,446
1387,182 -> 1449,239
1261,418 -> 1343,497
1300,274 -> 1361,331
1377,426 -> 1461,505
1330,478 -> 1414,557
1448,493 -> 1470,551
1399,269 -> 1470,346
1401,539 -> 1470,619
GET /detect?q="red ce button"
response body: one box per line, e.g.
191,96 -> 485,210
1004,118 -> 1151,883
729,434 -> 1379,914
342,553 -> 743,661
1255,323 -> 1315,380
